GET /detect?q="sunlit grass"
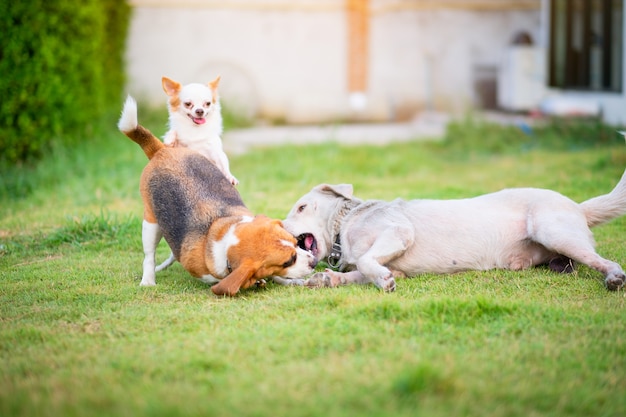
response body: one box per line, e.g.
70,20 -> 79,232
1,117 -> 625,417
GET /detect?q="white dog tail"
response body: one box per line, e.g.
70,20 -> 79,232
117,95 -> 164,160
580,168 -> 626,228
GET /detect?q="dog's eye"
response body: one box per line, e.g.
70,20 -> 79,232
204,101 -> 211,108
184,102 -> 193,109
297,204 -> 306,213
282,253 -> 297,268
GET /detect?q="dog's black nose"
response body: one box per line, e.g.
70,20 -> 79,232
195,109 -> 204,116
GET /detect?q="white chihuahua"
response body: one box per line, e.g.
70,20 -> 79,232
162,76 -> 238,185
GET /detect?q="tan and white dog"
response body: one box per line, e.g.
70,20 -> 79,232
282,175 -> 626,292
118,96 -> 315,296
162,76 -> 238,186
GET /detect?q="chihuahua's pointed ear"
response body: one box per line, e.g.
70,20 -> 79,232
208,75 -> 221,90
211,261 -> 255,297
162,77 -> 181,96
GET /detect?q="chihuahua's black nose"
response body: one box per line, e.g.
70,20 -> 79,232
195,109 -> 204,116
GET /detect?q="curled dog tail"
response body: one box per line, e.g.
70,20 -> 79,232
117,95 -> 164,160
580,168 -> 626,228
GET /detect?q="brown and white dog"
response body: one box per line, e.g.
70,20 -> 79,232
118,96 -> 316,296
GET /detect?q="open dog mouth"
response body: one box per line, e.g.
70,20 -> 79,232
297,233 -> 319,258
188,114 -> 206,125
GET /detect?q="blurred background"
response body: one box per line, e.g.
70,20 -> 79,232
124,0 -> 625,125
1,0 -> 625,165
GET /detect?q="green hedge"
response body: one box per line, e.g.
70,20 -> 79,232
0,0 -> 131,164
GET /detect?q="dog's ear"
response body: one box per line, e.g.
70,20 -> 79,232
269,217 -> 284,227
211,261 -> 256,297
208,75 -> 221,90
162,77 -> 181,96
316,184 -> 354,200
253,215 -> 287,235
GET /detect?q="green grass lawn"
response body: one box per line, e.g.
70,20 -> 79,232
1,117 -> 625,417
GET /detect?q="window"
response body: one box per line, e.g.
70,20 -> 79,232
549,0 -> 623,92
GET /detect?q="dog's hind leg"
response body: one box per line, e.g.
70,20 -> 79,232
564,246 -> 625,290
533,215 -> 625,290
140,220 -> 162,286
565,249 -> 623,290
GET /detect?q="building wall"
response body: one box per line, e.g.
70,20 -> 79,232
125,0 -> 541,122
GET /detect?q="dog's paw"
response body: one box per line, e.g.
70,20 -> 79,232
383,278 -> 396,292
605,270 -> 625,291
304,269 -> 345,288
305,272 -> 333,288
548,256 -> 576,273
374,274 -> 396,292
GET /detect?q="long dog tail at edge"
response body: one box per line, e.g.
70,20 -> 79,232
117,95 -> 164,160
580,166 -> 626,228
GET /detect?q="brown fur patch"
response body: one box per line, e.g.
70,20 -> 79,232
123,125 -> 165,160
208,75 -> 221,100
168,95 -> 180,112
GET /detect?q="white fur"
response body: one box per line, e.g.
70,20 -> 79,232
164,83 -> 223,144
199,274 -> 220,285
140,220 -> 162,286
285,248 -> 318,279
163,81 -> 238,186
283,171 -> 626,292
117,95 -> 138,132
208,216 -> 252,277
271,248 -> 317,287
212,224 -> 240,277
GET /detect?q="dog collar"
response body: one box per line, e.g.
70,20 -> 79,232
226,259 -> 233,274
327,199 -> 361,272
327,235 -> 346,271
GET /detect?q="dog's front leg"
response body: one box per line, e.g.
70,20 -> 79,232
214,149 -> 238,186
140,220 -> 162,286
356,257 -> 397,292
354,228 -> 414,292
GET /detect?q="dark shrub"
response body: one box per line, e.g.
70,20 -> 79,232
0,0 -> 131,164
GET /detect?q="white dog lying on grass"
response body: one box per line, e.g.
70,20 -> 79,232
279,169 -> 626,292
